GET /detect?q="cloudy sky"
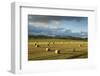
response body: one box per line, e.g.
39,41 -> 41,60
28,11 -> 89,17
28,15 -> 88,37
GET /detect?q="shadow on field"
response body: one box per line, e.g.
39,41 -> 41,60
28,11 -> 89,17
67,52 -> 88,59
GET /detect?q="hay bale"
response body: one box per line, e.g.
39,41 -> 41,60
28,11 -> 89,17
46,48 -> 50,51
47,42 -> 50,46
34,43 -> 37,46
47,44 -> 50,46
55,50 -> 60,54
79,44 -> 82,47
35,45 -> 39,47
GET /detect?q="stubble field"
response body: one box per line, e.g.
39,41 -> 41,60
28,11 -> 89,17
28,39 -> 88,61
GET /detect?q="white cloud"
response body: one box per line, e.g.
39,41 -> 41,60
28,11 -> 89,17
50,20 -> 61,25
29,21 -> 49,28
28,20 -> 62,30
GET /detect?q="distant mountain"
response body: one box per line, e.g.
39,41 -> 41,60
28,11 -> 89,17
29,31 -> 87,38
29,33 -> 88,41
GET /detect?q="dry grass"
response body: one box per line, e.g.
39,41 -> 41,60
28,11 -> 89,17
28,39 -> 88,61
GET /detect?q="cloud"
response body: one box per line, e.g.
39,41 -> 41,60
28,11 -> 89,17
28,25 -> 87,38
29,21 -> 49,28
50,20 -> 61,27
28,25 -> 64,36
29,15 -> 87,23
60,16 -> 87,22
28,15 -> 62,30
28,15 -> 87,28
28,15 -> 63,26
28,15 -> 88,38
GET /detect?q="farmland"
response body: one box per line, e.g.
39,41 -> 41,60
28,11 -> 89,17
28,38 -> 88,61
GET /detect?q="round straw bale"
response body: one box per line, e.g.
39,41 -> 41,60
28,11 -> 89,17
35,45 -> 39,47
55,50 -> 60,54
46,48 -> 50,51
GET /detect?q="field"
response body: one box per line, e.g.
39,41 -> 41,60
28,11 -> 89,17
28,38 -> 88,61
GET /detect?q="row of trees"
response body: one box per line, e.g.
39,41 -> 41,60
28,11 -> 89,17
28,35 -> 88,41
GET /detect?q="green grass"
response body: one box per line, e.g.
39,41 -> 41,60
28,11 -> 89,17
28,38 -> 88,61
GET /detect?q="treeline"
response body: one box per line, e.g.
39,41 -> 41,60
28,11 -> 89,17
28,35 -> 87,41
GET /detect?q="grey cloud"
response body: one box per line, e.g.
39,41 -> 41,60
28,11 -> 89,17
28,15 -> 87,23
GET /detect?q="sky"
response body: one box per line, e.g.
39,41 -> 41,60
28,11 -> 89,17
28,15 -> 88,38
